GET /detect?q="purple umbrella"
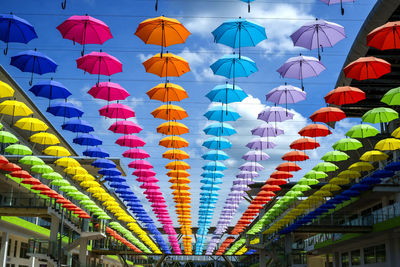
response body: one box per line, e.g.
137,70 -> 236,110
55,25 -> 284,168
236,171 -> 259,178
242,150 -> 270,161
233,178 -> 254,185
239,162 -> 264,171
246,137 -> 277,149
277,55 -> 326,90
320,0 -> 355,15
265,84 -> 306,109
290,19 -> 346,60
258,106 -> 294,124
251,123 -> 284,137
232,184 -> 251,191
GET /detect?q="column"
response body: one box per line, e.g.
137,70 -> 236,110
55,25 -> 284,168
49,214 -> 60,243
29,256 -> 36,267
259,249 -> 267,267
0,232 -> 9,267
79,238 -> 88,266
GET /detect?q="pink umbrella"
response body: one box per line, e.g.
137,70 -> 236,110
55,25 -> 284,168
56,15 -> 112,55
133,169 -> 157,177
108,120 -> 142,134
99,103 -> 135,119
140,182 -> 159,189
76,51 -> 122,83
144,189 -> 162,195
115,135 -> 146,147
88,82 -> 130,101
128,160 -> 153,169
122,148 -> 149,159
136,176 -> 159,183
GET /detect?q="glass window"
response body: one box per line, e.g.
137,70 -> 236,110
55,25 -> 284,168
375,244 -> 386,263
351,249 -> 360,265
20,242 -> 29,259
364,246 -> 376,264
7,239 -> 11,256
341,252 -> 349,267
13,240 -> 18,257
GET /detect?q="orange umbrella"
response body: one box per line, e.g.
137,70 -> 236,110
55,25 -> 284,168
159,136 -> 189,148
282,151 -> 309,161
261,184 -> 281,192
343,56 -> 391,80
167,170 -> 190,177
172,190 -> 191,196
290,138 -> 320,150
266,178 -> 288,186
169,177 -> 191,184
270,171 -> 293,179
157,121 -> 189,135
142,53 -> 190,78
170,183 -> 190,190
151,104 -> 188,120
298,124 -> 332,137
176,203 -> 191,208
275,162 -> 301,172
165,160 -> 191,170
147,83 -> 188,102
163,149 -> 189,160
173,195 -> 191,202
258,191 -> 276,197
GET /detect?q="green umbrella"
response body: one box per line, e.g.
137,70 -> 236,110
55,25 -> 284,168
42,172 -> 63,180
297,178 -> 319,185
304,170 -> 328,179
313,162 -> 338,172
19,155 -> 44,166
0,122 -> 3,130
67,191 -> 89,200
381,87 -> 400,106
0,131 -> 18,143
346,124 -> 379,138
97,215 -> 111,220
50,179 -> 71,187
291,184 -> 311,192
79,200 -> 96,206
321,151 -> 349,162
31,164 -> 54,174
332,138 -> 363,151
59,185 -> 78,192
362,107 -> 398,124
5,144 -> 32,155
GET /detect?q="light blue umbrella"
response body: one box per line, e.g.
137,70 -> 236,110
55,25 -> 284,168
201,178 -> 223,185
202,150 -> 229,161
206,83 -> 248,104
240,0 -> 256,12
200,191 -> 219,197
204,105 -> 241,122
210,54 -> 258,79
203,137 -> 232,149
202,161 -> 227,171
201,185 -> 221,191
203,122 -> 236,136
201,171 -> 224,178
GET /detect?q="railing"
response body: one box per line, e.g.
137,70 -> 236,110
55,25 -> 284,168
28,238 -> 68,265
0,192 -> 50,208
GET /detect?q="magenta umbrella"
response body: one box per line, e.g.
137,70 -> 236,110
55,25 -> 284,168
115,135 -> 146,147
57,15 -> 113,55
128,160 -> 153,169
133,169 -> 157,177
122,148 -> 150,159
76,51 -> 122,83
99,103 -> 135,119
88,82 -> 130,101
140,182 -> 159,189
108,120 -> 142,134
136,176 -> 159,183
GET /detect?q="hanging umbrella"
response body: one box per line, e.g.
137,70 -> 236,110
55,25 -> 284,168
266,84 -> 306,108
151,104 -> 188,120
98,168 -> 121,176
204,105 -> 240,122
375,138 -> 400,151
242,150 -> 269,161
122,148 -> 150,159
31,164 -> 54,174
73,133 -> 102,146
166,161 -> 190,170
290,138 -> 320,150
258,106 -> 294,122
29,80 -> 71,105
204,122 -> 237,136
83,147 -> 109,158
276,162 -> 301,172
270,171 -> 293,179
246,137 -> 276,150
338,170 -> 360,179
10,170 -> 32,179
381,87 -> 400,106
62,118 -> 94,133
128,160 -> 153,169
298,124 -> 331,137
143,53 -> 190,80
109,120 -> 142,134
54,157 -> 80,168
362,107 -> 398,124
56,15 -> 113,55
324,86 -> 365,105
343,57 -> 391,81
346,124 -> 379,138
332,138 -> 362,151
5,144 -> 32,155
392,126 -> 400,138
99,103 -> 135,119
210,54 -> 258,79
147,83 -> 188,102
277,55 -> 325,90
313,162 -> 338,172
88,82 -> 130,101
348,162 -> 374,172
76,51 -> 122,83
304,170 -> 327,179
0,131 -> 18,143
367,21 -> 400,50
159,136 -> 189,148
319,0 -> 355,15
30,132 -> 60,145
14,117 -> 48,132
206,84 -> 248,103
202,150 -> 229,161
329,177 -> 350,185
116,135 -> 146,147
290,19 -> 345,60
202,161 -> 226,171
157,121 -> 188,135
310,107 -> 346,123
239,162 -> 264,172
47,102 -> 83,118
43,146 -> 71,157
0,100 -> 33,122
239,0 -> 255,12
251,123 -> 284,137
0,163 -> 21,172
0,81 -> 14,98
19,155 -> 44,166
10,49 -> 57,85
321,151 -> 349,162
282,151 -> 309,161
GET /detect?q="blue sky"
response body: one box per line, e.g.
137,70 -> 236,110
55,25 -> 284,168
1,0 -> 377,246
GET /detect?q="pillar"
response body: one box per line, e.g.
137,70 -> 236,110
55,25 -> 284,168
79,238 -> 88,266
333,252 -> 340,267
30,256 -> 36,267
0,232 -> 9,267
259,249 -> 267,267
49,215 -> 60,243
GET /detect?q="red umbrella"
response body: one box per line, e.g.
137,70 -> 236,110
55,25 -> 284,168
290,138 -> 320,150
261,184 -> 281,192
270,171 -> 293,179
88,82 -> 130,101
108,120 -> 142,134
266,178 -> 288,186
0,155 -> 9,165
115,135 -> 146,147
298,124 -> 332,137
324,86 -> 366,105
282,151 -> 309,161
31,184 -> 51,191
9,170 -> 32,179
21,178 -> 42,185
343,56 -> 391,80
0,163 -> 21,172
99,103 -> 135,119
367,21 -> 400,50
258,190 -> 276,197
40,190 -> 60,198
76,51 -> 122,83
310,107 -> 346,123
276,162 -> 301,172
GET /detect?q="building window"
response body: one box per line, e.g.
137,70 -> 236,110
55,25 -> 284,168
7,239 -> 11,256
364,246 -> 375,264
341,252 -> 349,267
13,240 -> 18,257
376,244 -> 386,262
18,265 -> 29,267
351,249 -> 360,265
364,244 -> 386,264
20,242 -> 29,259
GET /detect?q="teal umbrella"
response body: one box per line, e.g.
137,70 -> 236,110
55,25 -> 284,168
5,144 -> 32,155
0,131 -> 18,143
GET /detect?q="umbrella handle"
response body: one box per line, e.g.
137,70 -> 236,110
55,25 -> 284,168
155,0 -> 158,11
3,43 -> 8,55
248,1 -> 250,12
61,0 -> 66,9
341,0 -> 344,15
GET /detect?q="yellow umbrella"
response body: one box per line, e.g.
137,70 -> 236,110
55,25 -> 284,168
14,117 -> 48,132
169,177 -> 191,184
329,177 -> 350,185
87,187 -> 105,194
320,184 -> 341,192
0,81 -> 14,98
375,138 -> 400,151
103,200 -> 119,207
151,104 -> 188,120
147,83 -> 188,102
348,162 -> 374,172
80,180 -> 100,188
167,170 -> 190,178
391,126 -> 400,138
43,146 -> 71,157
157,121 -> 189,135
0,100 -> 33,117
64,166 -> 88,175
73,174 -> 95,181
360,150 -> 389,162
159,136 -> 189,148
55,157 -> 80,168
30,132 -> 60,145
163,149 -> 189,160
338,170 -> 361,179
92,193 -> 113,201
313,190 -> 332,197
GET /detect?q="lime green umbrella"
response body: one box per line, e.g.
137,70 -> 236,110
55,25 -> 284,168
19,155 -> 44,166
297,178 -> 319,185
313,162 -> 338,172
42,172 -> 63,180
0,122 -> 3,130
5,144 -> 32,155
31,164 -> 54,174
0,131 -> 18,143
80,200 -> 96,206
291,184 -> 311,192
321,151 -> 349,162
332,138 -> 362,151
98,215 -> 111,220
381,87 -> 400,106
50,179 -> 70,187
346,124 -> 379,138
362,107 -> 398,124
67,191 -> 89,200
304,170 -> 328,179
59,185 -> 78,192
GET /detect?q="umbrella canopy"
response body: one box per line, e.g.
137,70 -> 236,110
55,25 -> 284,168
266,84 -> 306,105
0,131 -> 18,143
343,56 -> 391,80
62,118 -> 94,133
276,162 -> 301,172
346,124 -> 379,138
166,161 -> 190,170
321,151 -> 349,162
54,157 -> 80,168
319,0 -> 355,15
348,162 -> 374,172
151,104 -> 188,120
19,155 -> 44,166
76,51 -> 122,77
108,120 -> 142,134
204,105 -> 240,122
375,138 -> 400,151
31,164 -> 53,174
258,106 -> 294,122
157,121 -> 188,135
30,132 -> 60,145
310,107 -> 346,123
367,21 -> 400,50
5,144 -> 32,155
242,150 -> 269,161
116,135 -> 146,147
246,137 -> 276,150
204,122 -> 237,136
122,148 -> 150,159
29,80 -> 71,101
147,83 -> 188,102
332,138 -> 362,151
0,100 -> 33,117
73,133 -> 102,146
99,103 -> 135,119
290,138 -> 320,150
282,151 -> 309,161
83,147 -> 109,158
143,53 -> 190,78
47,102 -> 83,118
206,84 -> 248,104
362,107 -> 398,123
298,124 -> 331,137
0,81 -> 14,98
251,123 -> 284,137
43,146 -> 71,157
128,159 -> 153,169
324,86 -> 365,105
210,54 -> 258,79
361,150 -> 389,162
14,117 -> 48,132
304,170 -> 328,179
202,150 -> 229,161
88,82 -> 129,101
381,87 -> 400,106
159,136 -> 189,148
202,161 -> 227,171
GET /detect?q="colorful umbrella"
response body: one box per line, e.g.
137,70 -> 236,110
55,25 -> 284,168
258,106 -> 294,122
83,147 -> 109,158
166,161 -> 190,170
76,51 -> 122,83
47,102 -> 83,118
56,15 -> 112,55
5,144 -> 32,155
304,170 -> 327,179
381,87 -> 400,106
43,146 -> 71,157
147,83 -> 188,102
109,120 -> 142,134
88,82 -> 130,101
31,164 -> 53,174
392,126 -> 400,138
343,57 -> 391,81
332,138 -> 362,151
251,123 -> 284,137
204,122 -> 236,136
298,124 -> 331,137
375,138 -> 400,151
55,157 -> 80,168
321,151 -> 349,162
276,162 -> 301,172
367,21 -> 400,50
62,118 -> 94,133
242,150 -> 269,161
282,151 -> 309,161
204,105 -> 240,122
19,155 -> 44,166
157,121 -> 188,135
143,53 -> 190,79
99,103 -> 135,119
346,124 -> 379,138
116,135 -> 146,147
14,117 -> 48,132
337,170 -> 360,179
246,137 -> 276,150
73,133 -> 102,146
159,136 -> 189,148
362,107 -> 398,124
310,107 -> 346,123
29,80 -> 71,105
319,0 -> 355,15
266,84 -> 306,106
0,100 -> 33,119
202,150 -> 229,161
151,104 -> 188,120
0,131 -> 18,143
30,132 -> 60,145
122,148 -> 150,159
0,81 -> 14,98
290,138 -> 320,150
348,162 -> 374,172
206,84 -> 248,104
210,54 -> 258,79
324,86 -> 365,105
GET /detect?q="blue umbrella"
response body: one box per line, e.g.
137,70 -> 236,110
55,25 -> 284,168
83,147 -> 109,158
10,49 -> 58,85
240,0 -> 255,12
201,171 -> 224,178
350,184 -> 370,192
202,150 -> 229,161
371,169 -> 394,178
0,14 -> 38,55
384,162 -> 400,172
203,122 -> 237,136
206,83 -> 248,104
73,133 -> 102,146
47,102 -> 84,118
98,168 -> 121,176
210,54 -> 257,80
202,161 -> 227,171
62,118 -> 94,133
204,105 -> 241,122
341,189 -> 360,197
92,158 -> 116,169
202,136 -> 232,149
110,182 -> 129,189
115,188 -> 130,194
104,176 -> 126,183
360,177 -> 381,185
201,178 -> 223,185
200,191 -> 219,197
29,80 -> 71,105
